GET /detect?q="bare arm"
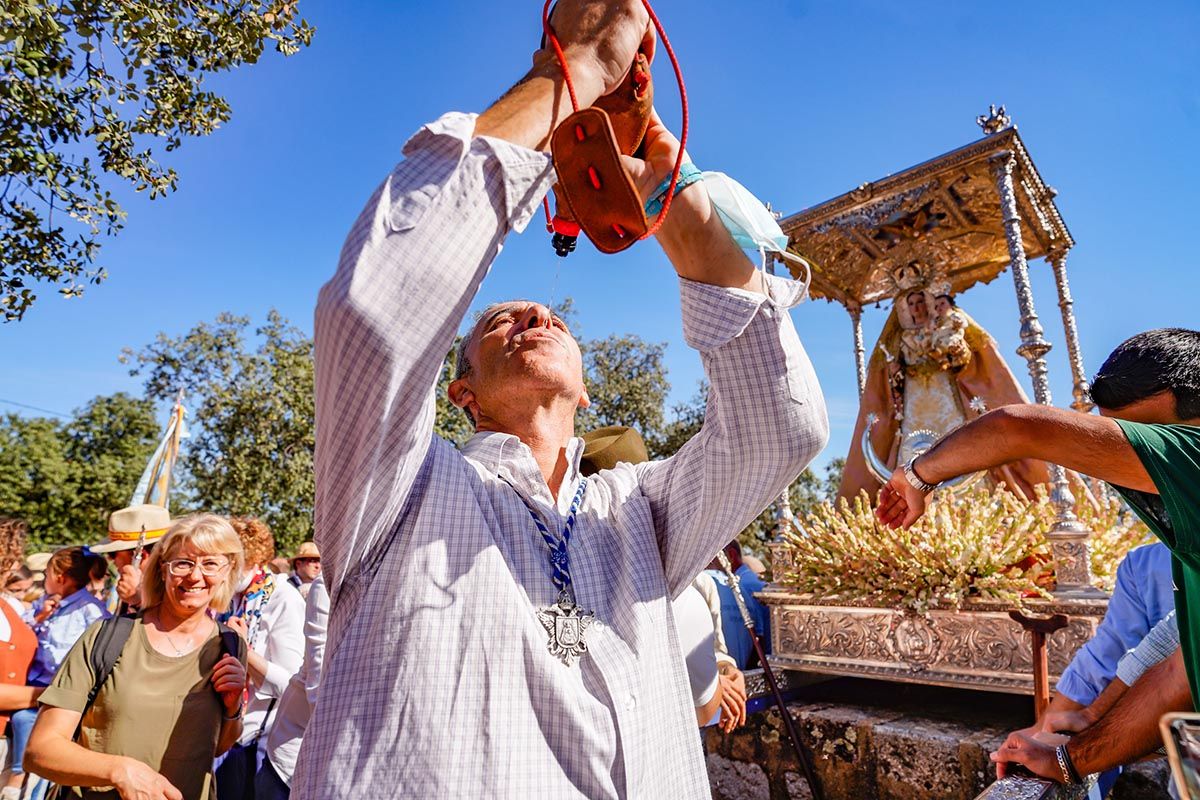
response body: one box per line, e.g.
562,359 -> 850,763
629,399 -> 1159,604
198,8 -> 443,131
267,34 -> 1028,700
1038,680 -> 1126,735
991,648 -> 1189,780
1069,648 -> 1189,774
0,684 -> 41,711
694,680 -> 723,727
26,707 -> 182,800
216,714 -> 242,756
879,405 -> 1154,528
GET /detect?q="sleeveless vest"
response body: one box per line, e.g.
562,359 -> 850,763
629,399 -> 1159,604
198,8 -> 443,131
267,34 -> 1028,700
0,598 -> 37,725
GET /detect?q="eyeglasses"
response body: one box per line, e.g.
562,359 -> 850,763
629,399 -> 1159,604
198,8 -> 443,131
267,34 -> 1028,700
165,557 -> 230,577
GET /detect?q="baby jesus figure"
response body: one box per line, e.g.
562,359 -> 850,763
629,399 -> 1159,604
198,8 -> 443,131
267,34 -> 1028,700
928,294 -> 971,371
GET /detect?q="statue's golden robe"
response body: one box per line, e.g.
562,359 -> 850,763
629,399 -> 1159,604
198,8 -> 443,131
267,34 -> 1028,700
839,308 -> 1050,501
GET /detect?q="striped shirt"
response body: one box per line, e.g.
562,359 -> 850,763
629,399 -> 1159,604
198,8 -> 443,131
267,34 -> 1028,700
294,112 -> 828,799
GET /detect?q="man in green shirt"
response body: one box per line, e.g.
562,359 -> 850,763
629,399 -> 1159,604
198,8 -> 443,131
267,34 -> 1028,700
875,327 -> 1200,783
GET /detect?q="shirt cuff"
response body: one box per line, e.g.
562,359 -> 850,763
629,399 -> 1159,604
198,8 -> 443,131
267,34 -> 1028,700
1051,670 -> 1092,706
679,271 -> 808,352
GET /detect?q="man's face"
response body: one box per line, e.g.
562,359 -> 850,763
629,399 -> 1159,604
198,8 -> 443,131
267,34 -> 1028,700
906,292 -> 929,326
113,542 -> 153,569
1098,391 -> 1183,425
294,557 -> 321,582
452,301 -> 588,422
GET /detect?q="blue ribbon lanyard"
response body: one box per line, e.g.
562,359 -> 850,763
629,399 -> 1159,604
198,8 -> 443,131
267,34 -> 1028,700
513,478 -> 589,601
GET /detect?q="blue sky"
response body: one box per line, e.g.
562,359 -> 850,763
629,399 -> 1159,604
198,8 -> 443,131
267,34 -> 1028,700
2,0 -> 1197,471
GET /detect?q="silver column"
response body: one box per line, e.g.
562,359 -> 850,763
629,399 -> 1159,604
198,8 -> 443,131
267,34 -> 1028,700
1047,249 -> 1093,414
769,487 -> 796,582
849,301 -> 866,397
990,152 -> 1097,595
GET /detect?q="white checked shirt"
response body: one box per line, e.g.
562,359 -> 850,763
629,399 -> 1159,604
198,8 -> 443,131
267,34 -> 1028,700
294,112 -> 828,799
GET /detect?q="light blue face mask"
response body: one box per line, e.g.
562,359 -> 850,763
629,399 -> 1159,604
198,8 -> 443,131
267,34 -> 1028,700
701,171 -> 812,297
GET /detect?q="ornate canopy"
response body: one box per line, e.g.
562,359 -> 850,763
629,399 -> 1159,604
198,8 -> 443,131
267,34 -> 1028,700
779,110 -> 1075,307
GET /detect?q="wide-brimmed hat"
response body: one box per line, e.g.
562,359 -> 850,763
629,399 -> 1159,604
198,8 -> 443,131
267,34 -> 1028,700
24,552 -> 51,573
291,541 -> 320,563
580,426 -> 649,475
90,504 -> 171,554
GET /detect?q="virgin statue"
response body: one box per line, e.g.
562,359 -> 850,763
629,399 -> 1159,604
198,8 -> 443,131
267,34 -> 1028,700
839,263 -> 1050,501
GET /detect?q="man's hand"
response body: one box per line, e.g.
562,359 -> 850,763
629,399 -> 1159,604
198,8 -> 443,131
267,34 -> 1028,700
117,564 -> 143,606
110,756 -> 183,800
1040,707 -> 1096,735
618,108 -> 685,203
876,468 -> 928,529
717,665 -> 747,733
990,730 -> 1067,781
475,0 -> 653,150
543,0 -> 654,101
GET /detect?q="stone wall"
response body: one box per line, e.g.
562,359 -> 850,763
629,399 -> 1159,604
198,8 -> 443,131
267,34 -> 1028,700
704,677 -> 1171,800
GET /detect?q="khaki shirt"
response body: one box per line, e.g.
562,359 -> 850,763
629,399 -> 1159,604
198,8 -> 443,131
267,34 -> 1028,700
40,617 -> 225,800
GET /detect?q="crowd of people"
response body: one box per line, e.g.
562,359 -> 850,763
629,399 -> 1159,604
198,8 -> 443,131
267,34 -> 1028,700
0,505 -> 326,800
0,489 -> 775,800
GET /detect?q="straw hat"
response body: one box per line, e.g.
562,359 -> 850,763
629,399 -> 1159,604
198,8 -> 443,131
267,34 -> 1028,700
291,541 -> 320,563
90,504 -> 171,554
580,426 -> 649,475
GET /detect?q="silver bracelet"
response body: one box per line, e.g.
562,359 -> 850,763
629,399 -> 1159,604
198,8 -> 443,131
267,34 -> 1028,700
902,457 -> 938,494
1054,744 -> 1073,784
1054,744 -> 1082,784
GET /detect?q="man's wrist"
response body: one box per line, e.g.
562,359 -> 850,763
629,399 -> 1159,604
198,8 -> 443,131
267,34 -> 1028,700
904,456 -> 938,494
531,50 -> 605,109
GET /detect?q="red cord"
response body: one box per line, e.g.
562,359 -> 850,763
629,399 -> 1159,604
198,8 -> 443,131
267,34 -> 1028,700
540,0 -> 689,240
639,0 -> 688,239
541,0 -> 580,114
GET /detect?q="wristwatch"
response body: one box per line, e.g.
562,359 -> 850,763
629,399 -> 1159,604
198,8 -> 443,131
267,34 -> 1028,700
902,457 -> 938,494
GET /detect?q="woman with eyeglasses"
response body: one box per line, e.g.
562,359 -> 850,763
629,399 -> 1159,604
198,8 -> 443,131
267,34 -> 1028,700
214,517 -> 305,800
25,514 -> 249,800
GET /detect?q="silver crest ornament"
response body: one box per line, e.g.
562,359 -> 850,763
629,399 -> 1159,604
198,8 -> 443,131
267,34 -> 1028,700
537,593 -> 594,666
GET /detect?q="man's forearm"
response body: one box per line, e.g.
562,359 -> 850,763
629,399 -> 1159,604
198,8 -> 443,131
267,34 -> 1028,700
474,57 -> 602,151
1068,648 -> 1190,774
654,183 -> 762,293
913,404 -> 1155,493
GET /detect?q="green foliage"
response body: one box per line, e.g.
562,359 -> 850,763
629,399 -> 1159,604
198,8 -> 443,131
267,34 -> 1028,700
123,310 -> 314,554
577,334 -> 669,442
0,0 -> 314,319
0,392 -> 159,549
434,336 -> 474,448
649,380 -> 708,459
432,299 -> 669,451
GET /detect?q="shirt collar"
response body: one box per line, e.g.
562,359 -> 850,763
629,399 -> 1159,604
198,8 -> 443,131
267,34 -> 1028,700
461,431 -> 585,512
56,587 -> 96,613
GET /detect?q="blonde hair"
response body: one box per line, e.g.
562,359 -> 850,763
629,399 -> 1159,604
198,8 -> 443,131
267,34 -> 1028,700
141,514 -> 244,613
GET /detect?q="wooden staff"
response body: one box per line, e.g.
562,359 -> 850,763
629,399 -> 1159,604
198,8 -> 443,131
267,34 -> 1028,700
717,553 -> 824,800
1008,610 -> 1069,720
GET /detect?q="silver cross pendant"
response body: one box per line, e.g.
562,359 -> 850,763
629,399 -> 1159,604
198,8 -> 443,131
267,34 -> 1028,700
537,593 -> 594,666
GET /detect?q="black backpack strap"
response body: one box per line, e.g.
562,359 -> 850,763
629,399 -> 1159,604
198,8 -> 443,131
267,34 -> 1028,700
74,614 -> 136,740
216,620 -> 247,665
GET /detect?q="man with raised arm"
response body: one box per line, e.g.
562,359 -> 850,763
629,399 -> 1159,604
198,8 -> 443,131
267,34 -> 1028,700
875,328 -> 1200,785
293,3 -> 829,797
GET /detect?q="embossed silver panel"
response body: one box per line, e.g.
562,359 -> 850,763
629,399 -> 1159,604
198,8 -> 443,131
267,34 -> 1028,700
761,591 -> 1106,695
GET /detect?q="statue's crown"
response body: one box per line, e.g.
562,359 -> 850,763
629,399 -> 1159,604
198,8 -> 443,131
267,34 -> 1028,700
888,262 -> 951,297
